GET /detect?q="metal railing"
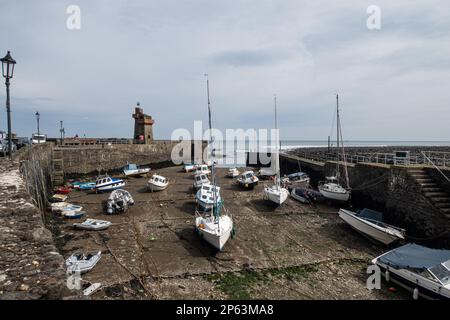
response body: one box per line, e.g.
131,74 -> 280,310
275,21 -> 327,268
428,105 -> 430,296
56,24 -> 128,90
292,150 -> 450,168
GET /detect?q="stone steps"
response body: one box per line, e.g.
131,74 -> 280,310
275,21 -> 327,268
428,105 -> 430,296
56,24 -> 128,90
408,168 -> 450,219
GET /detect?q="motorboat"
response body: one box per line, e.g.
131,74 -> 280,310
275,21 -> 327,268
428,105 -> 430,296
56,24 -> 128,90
372,243 -> 450,300
290,187 -> 322,204
338,208 -> 405,245
193,172 -> 210,190
147,174 -> 169,192
282,172 -> 310,188
194,164 -> 211,176
227,167 -> 240,178
237,171 -> 259,189
66,251 -> 102,274
105,189 -> 134,214
123,163 -> 150,177
94,175 -> 125,192
59,204 -> 84,216
196,184 -> 222,211
73,218 -> 112,231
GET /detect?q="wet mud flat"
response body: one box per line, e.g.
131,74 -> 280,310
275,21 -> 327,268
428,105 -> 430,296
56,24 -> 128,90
50,166 -> 408,300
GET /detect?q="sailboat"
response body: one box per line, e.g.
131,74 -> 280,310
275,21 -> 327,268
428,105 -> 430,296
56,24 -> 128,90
195,74 -> 234,251
318,94 -> 351,201
263,94 -> 289,205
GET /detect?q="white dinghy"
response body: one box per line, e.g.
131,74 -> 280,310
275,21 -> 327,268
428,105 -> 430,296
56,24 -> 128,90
123,163 -> 150,177
338,208 -> 405,245
147,174 -> 169,192
227,167 -> 240,178
372,244 -> 450,300
195,74 -> 234,251
263,95 -> 289,206
66,251 -> 102,274
318,95 -> 351,202
73,218 -> 112,231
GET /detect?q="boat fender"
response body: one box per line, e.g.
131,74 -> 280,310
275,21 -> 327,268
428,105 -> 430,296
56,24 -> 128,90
413,288 -> 419,300
231,226 -> 237,239
385,270 -> 390,282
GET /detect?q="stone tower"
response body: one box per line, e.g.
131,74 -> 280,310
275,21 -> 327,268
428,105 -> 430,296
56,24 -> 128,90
132,102 -> 154,144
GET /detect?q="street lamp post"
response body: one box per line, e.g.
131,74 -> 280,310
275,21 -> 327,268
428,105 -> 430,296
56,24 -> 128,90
60,120 -> 64,145
35,111 -> 40,144
0,51 -> 16,160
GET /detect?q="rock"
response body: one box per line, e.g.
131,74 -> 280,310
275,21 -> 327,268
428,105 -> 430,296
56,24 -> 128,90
19,284 -> 29,291
0,274 -> 6,282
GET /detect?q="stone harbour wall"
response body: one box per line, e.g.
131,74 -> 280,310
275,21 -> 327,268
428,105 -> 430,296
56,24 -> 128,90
281,154 -> 450,247
0,153 -> 66,299
59,140 -> 206,175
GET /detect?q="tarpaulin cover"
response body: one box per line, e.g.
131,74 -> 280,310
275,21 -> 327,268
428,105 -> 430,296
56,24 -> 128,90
379,243 -> 450,270
356,208 -> 383,222
288,172 -> 308,179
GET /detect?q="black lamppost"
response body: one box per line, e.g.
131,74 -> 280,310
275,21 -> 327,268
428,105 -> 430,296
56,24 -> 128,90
35,111 -> 40,143
0,51 -> 16,160
59,120 -> 64,145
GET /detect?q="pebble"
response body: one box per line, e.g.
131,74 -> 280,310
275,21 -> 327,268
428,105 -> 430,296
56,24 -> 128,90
19,284 -> 29,291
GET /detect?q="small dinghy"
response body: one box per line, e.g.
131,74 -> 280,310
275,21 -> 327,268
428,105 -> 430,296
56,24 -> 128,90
237,171 -> 259,189
74,218 -> 112,231
338,208 -> 405,245
184,163 -> 198,173
227,167 -> 240,178
290,188 -> 323,204
83,283 -> 102,296
66,251 -> 102,274
193,172 -> 210,190
123,163 -> 150,177
50,202 -> 70,212
63,211 -> 85,219
372,244 -> 450,300
50,194 -> 68,203
78,182 -> 96,191
95,175 -> 125,192
55,186 -> 71,195
194,164 -> 211,176
196,184 -> 222,211
147,174 -> 169,192
282,172 -> 310,188
106,189 -> 134,214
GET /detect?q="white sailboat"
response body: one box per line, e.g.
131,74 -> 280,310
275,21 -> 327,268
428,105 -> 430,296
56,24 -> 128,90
263,94 -> 289,205
195,74 -> 234,251
318,94 -> 351,202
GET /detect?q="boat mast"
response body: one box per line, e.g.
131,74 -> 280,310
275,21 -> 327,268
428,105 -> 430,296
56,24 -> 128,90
205,74 -> 219,223
336,94 -> 340,182
274,94 -> 281,188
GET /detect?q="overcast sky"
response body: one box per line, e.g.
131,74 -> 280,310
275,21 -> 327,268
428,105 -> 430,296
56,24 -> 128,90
0,0 -> 449,141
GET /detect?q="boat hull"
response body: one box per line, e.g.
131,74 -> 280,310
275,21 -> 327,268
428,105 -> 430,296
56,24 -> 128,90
318,186 -> 350,201
338,209 -> 404,245
195,215 -> 233,251
264,187 -> 289,205
374,262 -> 450,300
237,181 -> 258,189
124,169 -> 150,177
96,181 -> 126,192
148,182 -> 168,192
